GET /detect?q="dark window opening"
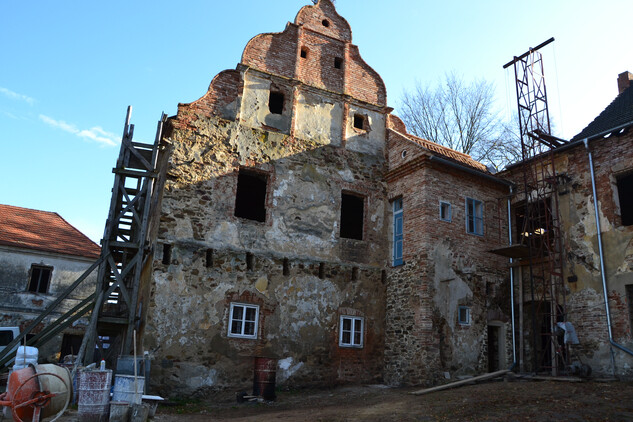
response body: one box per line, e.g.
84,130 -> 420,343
206,248 -> 214,268
334,57 -> 343,69
28,265 -> 52,294
0,330 -> 14,346
162,244 -> 171,265
268,91 -> 284,115
322,19 -> 330,27
381,270 -> 387,284
300,47 -> 308,58
617,173 -> 633,226
318,262 -> 325,279
353,114 -> 365,130
235,170 -> 267,222
351,267 -> 359,281
283,258 -> 290,276
246,252 -> 254,271
340,193 -> 364,240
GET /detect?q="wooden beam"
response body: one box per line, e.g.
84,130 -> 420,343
409,370 -> 510,396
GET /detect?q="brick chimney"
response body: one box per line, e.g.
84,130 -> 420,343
617,71 -> 633,94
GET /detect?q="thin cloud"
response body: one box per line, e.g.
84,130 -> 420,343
0,87 -> 35,105
39,114 -> 118,146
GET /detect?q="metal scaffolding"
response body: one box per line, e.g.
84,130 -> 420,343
504,38 -> 569,375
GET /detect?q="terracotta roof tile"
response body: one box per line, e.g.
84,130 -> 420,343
0,204 -> 101,259
389,129 -> 489,172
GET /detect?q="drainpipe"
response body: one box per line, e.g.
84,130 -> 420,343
508,187 -> 517,369
583,138 -> 633,375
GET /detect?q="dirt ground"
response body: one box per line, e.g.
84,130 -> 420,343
51,376 -> 633,421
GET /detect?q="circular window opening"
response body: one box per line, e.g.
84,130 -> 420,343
401,150 -> 408,158
322,19 -> 330,27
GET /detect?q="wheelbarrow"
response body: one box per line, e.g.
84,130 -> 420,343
0,364 -> 71,422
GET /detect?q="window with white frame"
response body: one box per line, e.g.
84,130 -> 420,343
458,306 -> 471,325
466,198 -> 483,235
228,303 -> 259,339
439,201 -> 452,222
339,315 -> 363,348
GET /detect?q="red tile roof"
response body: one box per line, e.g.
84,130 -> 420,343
0,204 -> 101,259
388,128 -> 489,172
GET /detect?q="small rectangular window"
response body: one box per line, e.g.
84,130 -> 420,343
392,198 -> 403,266
268,91 -> 284,115
334,57 -> 343,69
0,330 -> 14,346
235,169 -> 267,222
162,244 -> 171,265
340,192 -> 364,240
339,315 -> 363,348
617,173 -> 633,226
300,47 -> 308,58
458,306 -> 471,325
28,265 -> 52,294
353,114 -> 365,130
228,303 -> 259,339
466,198 -> 483,235
440,201 -> 452,222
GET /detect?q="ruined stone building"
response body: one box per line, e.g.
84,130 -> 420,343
144,0 -> 514,394
0,204 -> 100,361
134,0 -> 633,395
500,71 -> 633,376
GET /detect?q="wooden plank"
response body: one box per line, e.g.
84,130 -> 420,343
409,370 -> 510,396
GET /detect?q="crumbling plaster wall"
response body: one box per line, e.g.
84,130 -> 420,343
384,138 -> 510,386
145,93 -> 389,394
559,136 -> 633,376
504,132 -> 633,376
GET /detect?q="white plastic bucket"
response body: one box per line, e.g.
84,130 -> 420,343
112,375 -> 145,405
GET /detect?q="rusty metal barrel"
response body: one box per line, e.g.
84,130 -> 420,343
252,357 -> 277,401
78,369 -> 112,422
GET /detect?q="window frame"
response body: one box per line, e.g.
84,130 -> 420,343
339,315 -> 364,348
465,197 -> 484,236
27,265 -> 52,294
227,303 -> 260,340
458,306 -> 471,326
439,201 -> 452,222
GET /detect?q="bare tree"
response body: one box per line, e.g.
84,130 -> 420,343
398,73 -> 520,171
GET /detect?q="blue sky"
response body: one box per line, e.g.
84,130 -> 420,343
1,0 -> 631,242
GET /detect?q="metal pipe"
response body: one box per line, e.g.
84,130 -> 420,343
583,138 -> 633,376
507,187 -> 517,367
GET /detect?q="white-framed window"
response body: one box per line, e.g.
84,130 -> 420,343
228,303 -> 259,339
465,198 -> 483,235
439,201 -> 452,222
339,315 -> 364,348
458,306 -> 471,326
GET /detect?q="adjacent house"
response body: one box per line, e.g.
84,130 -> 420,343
0,204 -> 100,361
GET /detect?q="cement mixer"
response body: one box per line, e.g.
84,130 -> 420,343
0,364 -> 71,422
